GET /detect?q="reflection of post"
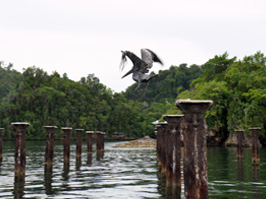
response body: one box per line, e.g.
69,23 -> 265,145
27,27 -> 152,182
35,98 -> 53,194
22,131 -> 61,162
237,158 -> 244,181
86,131 -> 94,154
75,129 -> 84,158
0,128 -> 4,162
160,122 -> 168,178
44,165 -> 53,195
14,177 -> 25,199
62,127 -> 72,162
249,127 -> 260,165
163,114 -> 183,197
44,126 -> 57,167
176,99 -> 212,199
236,129 -> 244,158
12,122 -> 30,180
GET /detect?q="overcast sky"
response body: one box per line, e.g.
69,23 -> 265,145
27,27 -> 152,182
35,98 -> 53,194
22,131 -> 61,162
1,0 -> 266,93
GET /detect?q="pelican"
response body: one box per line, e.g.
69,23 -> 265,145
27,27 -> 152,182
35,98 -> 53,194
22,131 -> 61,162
120,48 -> 163,92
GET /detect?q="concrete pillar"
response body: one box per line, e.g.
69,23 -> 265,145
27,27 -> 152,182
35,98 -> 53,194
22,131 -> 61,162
249,127 -> 261,165
62,127 -> 72,162
176,99 -> 212,199
163,114 -> 183,196
11,122 -> 30,180
0,128 -> 4,161
44,126 -> 57,167
235,129 -> 244,158
86,131 -> 94,154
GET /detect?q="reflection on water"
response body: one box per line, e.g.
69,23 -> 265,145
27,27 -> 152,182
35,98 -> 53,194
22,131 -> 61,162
13,177 -> 25,199
1,141 -> 266,198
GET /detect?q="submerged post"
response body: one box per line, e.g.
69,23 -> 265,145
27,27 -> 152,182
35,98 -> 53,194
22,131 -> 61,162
176,99 -> 212,199
75,129 -> 84,158
86,131 -> 94,154
44,126 -> 58,167
62,127 -> 72,162
12,122 -> 30,180
163,115 -> 183,192
249,127 -> 261,165
0,128 -> 4,161
236,129 -> 244,158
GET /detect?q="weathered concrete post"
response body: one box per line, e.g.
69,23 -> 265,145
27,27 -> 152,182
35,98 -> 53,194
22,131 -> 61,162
62,127 -> 72,162
44,126 -> 57,167
75,129 -> 84,158
249,127 -> 261,165
235,129 -> 244,158
86,131 -> 94,154
163,114 -> 183,196
159,122 -> 168,178
176,99 -> 212,199
0,128 -> 4,161
12,122 -> 30,180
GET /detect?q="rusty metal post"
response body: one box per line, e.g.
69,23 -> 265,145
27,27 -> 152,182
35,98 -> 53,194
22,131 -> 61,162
44,126 -> 57,167
176,99 -> 212,199
160,122 -> 168,178
12,122 -> 30,180
163,114 -> 183,196
236,129 -> 244,158
62,127 -> 72,162
0,128 -> 4,161
75,129 -> 84,158
249,127 -> 261,165
86,131 -> 94,154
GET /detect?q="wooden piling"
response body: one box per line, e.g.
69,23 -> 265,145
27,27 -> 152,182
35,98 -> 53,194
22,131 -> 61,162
176,99 -> 212,199
75,129 -> 84,158
163,114 -> 183,196
160,122 -> 168,178
11,122 -> 30,180
96,131 -> 102,151
86,131 -> 94,154
0,128 -> 4,161
249,127 -> 261,165
44,126 -> 57,167
236,129 -> 244,158
62,127 -> 72,162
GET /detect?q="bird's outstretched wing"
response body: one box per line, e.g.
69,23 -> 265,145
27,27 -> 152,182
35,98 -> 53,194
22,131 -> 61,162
120,51 -> 144,71
141,49 -> 163,69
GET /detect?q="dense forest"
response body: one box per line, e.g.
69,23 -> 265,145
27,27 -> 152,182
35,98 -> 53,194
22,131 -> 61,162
1,51 -> 265,143
0,62 -> 200,139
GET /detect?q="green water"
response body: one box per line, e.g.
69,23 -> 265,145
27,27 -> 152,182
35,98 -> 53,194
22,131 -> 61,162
0,141 -> 266,198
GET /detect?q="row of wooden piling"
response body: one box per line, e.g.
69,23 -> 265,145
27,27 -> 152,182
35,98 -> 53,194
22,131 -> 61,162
236,128 -> 261,165
155,100 -> 212,199
0,123 -> 105,180
156,99 -> 263,199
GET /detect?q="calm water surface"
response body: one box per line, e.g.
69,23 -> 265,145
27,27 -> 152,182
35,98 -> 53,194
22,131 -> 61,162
0,141 -> 266,198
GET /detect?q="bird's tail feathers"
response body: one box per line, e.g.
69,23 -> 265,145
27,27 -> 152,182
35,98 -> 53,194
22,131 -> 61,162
120,51 -> 127,71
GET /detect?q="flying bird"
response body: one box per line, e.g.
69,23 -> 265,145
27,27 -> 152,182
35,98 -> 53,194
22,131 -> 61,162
120,48 -> 163,92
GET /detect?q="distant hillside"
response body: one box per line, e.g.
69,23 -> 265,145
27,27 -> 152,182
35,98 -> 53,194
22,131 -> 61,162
122,64 -> 203,104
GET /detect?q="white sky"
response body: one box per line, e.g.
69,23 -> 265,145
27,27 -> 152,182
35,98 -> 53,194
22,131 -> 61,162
1,0 -> 266,93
